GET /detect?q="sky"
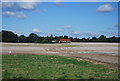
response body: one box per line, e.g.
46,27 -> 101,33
2,2 -> 119,38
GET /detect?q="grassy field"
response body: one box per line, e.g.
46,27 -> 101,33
2,55 -> 119,79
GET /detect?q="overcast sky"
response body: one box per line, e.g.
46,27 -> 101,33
2,2 -> 118,38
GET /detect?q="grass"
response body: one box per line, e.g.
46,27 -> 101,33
2,54 -> 119,79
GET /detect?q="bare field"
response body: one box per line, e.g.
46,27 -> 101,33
1,42 -> 119,65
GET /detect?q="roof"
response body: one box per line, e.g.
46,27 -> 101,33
58,39 -> 71,41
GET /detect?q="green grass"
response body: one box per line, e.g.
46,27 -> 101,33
2,55 -> 119,79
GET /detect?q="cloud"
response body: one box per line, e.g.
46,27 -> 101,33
16,13 -> 27,19
2,2 -> 43,19
2,2 -> 38,19
2,11 -> 27,19
97,4 -> 114,13
83,32 -> 99,37
70,31 -> 99,37
70,31 -> 81,37
32,28 -> 41,32
72,31 -> 81,34
63,25 -> 72,29
101,31 -> 118,36
2,11 -> 16,16
2,2 -> 39,11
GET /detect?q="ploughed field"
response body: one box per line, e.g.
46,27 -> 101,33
2,42 -> 119,65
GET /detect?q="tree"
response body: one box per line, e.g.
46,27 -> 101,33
2,30 -> 18,42
1,30 -> 119,43
81,38 -> 87,42
109,36 -> 118,42
64,35 -> 68,39
99,35 -> 106,39
50,34 -> 53,38
91,37 -> 97,42
19,35 -> 28,43
50,34 -> 54,40
55,36 -> 59,40
98,35 -> 106,42
28,33 -> 39,38
69,37 -> 74,42
28,33 -> 39,43
59,36 -> 64,38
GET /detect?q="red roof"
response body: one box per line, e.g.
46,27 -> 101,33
58,39 -> 71,41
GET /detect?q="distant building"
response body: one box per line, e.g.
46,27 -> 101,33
58,39 -> 71,43
51,38 -> 71,43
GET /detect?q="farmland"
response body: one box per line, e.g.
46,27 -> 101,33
2,43 -> 119,65
1,42 -> 119,79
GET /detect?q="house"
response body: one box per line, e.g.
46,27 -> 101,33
58,39 -> 71,43
51,38 -> 71,43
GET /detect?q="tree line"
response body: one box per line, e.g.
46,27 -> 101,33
0,30 -> 119,43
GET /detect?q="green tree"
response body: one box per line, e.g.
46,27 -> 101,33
28,33 -> 39,43
82,38 -> 87,42
98,35 -> 106,42
2,30 -> 18,42
64,35 -> 68,39
19,35 -> 28,43
91,37 -> 97,42
50,34 -> 53,38
59,36 -> 64,38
